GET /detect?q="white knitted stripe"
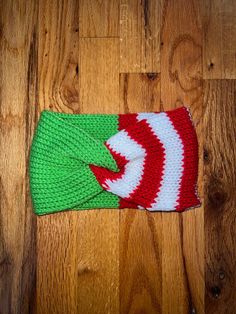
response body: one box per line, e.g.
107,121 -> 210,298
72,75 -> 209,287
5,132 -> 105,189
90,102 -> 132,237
105,130 -> 146,198
105,158 -> 146,198
137,113 -> 184,211
106,129 -> 145,160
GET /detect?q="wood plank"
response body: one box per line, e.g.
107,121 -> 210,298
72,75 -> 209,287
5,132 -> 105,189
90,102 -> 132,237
0,0 -> 38,313
79,38 -> 120,113
37,1 -> 80,313
202,0 -> 236,79
1,1 -> 235,313
160,0 -> 204,313
119,73 -> 162,313
79,0 -> 119,37
204,80 -> 236,313
38,0 -> 80,113
37,215 -> 79,313
37,5 -> 120,314
77,38 -> 120,313
120,0 -> 161,73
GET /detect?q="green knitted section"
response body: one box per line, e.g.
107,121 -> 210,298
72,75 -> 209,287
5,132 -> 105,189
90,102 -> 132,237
29,110 -> 120,215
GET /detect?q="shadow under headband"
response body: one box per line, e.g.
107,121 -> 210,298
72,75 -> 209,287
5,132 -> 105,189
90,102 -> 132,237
29,106 -> 201,215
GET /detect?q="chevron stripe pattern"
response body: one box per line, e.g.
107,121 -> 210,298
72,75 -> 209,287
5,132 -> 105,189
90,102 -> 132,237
29,106 -> 201,215
91,106 -> 200,212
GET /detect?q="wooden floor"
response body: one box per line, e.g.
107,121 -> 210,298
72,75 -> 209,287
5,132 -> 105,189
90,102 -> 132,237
0,0 -> 236,313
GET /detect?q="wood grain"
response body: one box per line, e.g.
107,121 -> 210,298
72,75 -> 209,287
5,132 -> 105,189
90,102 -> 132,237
119,73 -> 162,313
79,38 -> 120,113
120,0 -> 161,73
38,0 -> 80,113
0,0 -> 236,313
37,1 -> 80,313
79,0 -> 119,37
204,80 -> 236,313
77,38 -> 120,313
160,0 -> 204,313
0,1 -> 38,313
202,0 -> 236,79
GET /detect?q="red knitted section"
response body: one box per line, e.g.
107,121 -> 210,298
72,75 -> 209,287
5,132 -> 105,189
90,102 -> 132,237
89,143 -> 127,188
90,145 -> 140,208
91,108 -> 200,212
124,119 -> 165,208
118,113 -> 137,208
167,107 -> 200,211
119,198 -> 139,209
118,113 -> 138,130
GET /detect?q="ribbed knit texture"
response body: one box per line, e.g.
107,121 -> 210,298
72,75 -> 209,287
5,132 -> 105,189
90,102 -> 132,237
29,106 -> 201,215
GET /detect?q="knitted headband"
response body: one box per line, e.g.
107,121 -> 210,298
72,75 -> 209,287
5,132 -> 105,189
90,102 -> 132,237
29,106 -> 201,215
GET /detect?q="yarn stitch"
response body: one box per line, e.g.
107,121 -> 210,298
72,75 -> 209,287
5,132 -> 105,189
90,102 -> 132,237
29,106 -> 201,215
